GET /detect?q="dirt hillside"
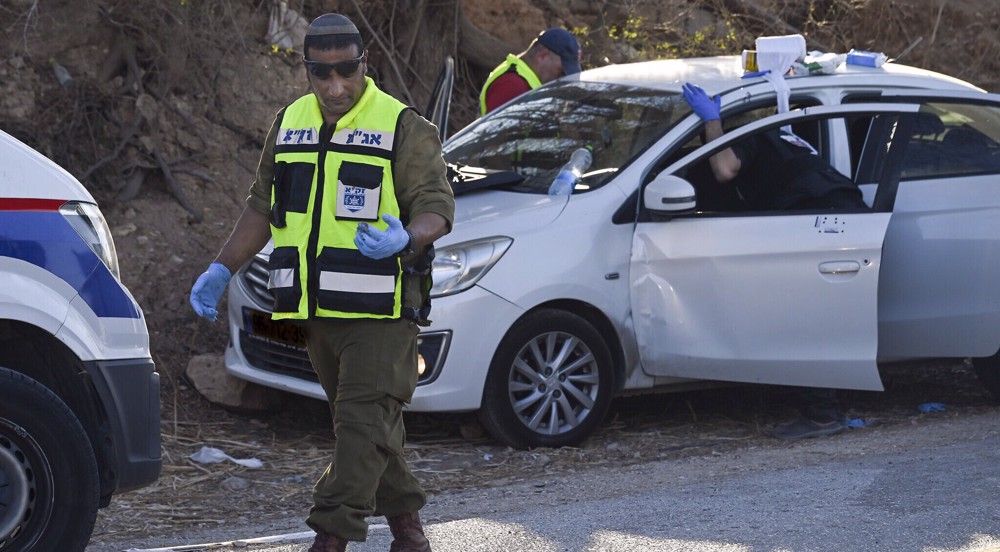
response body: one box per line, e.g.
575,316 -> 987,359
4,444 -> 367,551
1,0 -> 998,417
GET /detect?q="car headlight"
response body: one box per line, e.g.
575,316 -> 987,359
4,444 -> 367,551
60,201 -> 120,279
430,236 -> 512,298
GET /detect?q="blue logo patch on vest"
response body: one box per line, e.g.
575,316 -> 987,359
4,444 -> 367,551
342,186 -> 367,212
336,178 -> 381,221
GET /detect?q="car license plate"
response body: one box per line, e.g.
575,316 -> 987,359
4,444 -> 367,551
243,308 -> 306,349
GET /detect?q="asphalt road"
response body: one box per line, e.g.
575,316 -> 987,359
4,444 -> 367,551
117,410 -> 1000,552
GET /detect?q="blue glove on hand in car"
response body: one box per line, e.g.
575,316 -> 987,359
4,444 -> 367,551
354,214 -> 411,260
190,262 -> 232,322
682,82 -> 721,122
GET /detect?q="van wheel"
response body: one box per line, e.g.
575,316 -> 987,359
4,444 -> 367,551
478,310 -> 614,449
972,353 -> 1000,401
0,367 -> 99,552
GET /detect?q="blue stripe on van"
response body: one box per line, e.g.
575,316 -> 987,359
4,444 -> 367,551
0,211 -> 140,319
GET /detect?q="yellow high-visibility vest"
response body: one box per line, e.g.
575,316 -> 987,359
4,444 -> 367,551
269,77 -> 408,320
479,54 -> 542,115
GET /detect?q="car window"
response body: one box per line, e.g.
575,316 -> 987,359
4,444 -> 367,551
845,115 -> 874,179
898,102 -> 1000,179
670,112 -> 875,215
725,104 -> 825,155
677,101 -> 824,156
443,81 -> 687,194
647,100 -> 826,210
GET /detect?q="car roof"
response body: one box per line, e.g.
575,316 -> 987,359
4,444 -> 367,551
575,55 -> 984,97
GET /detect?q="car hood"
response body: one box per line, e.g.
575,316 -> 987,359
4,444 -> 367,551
440,189 -> 564,246
251,191 -> 561,257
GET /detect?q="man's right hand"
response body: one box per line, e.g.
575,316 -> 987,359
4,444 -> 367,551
354,214 -> 411,260
190,262 -> 232,322
682,82 -> 721,122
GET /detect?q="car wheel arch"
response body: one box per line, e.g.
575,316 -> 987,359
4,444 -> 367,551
0,366 -> 100,552
0,320 -> 112,500
477,302 -> 622,449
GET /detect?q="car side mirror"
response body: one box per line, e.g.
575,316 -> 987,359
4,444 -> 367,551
643,174 -> 696,214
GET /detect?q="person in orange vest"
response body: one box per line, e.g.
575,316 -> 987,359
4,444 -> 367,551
479,27 -> 581,115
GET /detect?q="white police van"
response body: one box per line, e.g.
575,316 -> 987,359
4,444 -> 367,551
0,129 -> 161,551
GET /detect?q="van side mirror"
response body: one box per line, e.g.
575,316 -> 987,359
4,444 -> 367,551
643,174 -> 696,213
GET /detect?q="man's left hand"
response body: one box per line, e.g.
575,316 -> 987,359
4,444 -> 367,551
354,214 -> 411,259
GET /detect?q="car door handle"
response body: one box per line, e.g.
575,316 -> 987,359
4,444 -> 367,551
818,261 -> 861,275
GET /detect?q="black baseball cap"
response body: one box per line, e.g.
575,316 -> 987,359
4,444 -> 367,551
306,13 -> 359,36
537,28 -> 581,75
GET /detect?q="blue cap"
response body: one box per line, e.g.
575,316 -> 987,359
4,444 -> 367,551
537,28 -> 581,75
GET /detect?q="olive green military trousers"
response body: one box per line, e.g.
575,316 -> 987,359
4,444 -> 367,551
302,317 -> 427,541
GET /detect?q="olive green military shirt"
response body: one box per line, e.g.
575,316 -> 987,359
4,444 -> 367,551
246,106 -> 455,231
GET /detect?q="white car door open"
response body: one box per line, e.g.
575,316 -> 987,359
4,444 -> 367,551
631,104 -> 920,391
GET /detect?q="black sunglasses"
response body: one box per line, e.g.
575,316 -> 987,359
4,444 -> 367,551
302,51 -> 366,80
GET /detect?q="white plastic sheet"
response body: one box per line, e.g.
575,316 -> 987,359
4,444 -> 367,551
266,0 -> 309,52
189,445 -> 263,469
755,34 -> 807,132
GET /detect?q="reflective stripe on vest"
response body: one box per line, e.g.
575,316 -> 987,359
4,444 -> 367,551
479,54 -> 543,115
269,78 -> 407,320
320,270 -> 395,295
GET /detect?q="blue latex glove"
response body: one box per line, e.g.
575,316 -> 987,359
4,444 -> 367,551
843,417 -> 875,429
190,262 -> 232,322
354,214 -> 410,260
682,82 -> 721,122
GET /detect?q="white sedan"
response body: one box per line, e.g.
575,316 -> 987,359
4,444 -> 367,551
225,55 -> 1000,448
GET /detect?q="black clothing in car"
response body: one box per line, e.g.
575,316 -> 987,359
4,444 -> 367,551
732,129 -> 867,211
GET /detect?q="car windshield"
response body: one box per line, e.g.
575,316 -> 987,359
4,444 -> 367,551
443,81 -> 687,193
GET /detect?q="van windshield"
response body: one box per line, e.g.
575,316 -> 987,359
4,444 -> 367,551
443,81 -> 686,194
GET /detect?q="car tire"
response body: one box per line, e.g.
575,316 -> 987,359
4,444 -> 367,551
0,367 -> 99,552
478,309 -> 614,449
972,352 -> 1000,401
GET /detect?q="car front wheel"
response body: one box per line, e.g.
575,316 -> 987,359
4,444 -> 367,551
478,309 -> 614,449
0,367 -> 99,552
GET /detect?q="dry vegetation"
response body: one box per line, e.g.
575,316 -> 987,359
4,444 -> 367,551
3,0 -> 998,208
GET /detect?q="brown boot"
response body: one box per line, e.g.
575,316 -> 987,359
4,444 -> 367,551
386,511 -> 432,552
308,530 -> 349,552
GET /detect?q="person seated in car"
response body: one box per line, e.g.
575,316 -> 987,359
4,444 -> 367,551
682,82 -> 867,440
682,82 -> 867,212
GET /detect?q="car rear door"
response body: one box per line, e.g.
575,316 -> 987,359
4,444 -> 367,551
631,104 -> 918,391
860,91 -> 1000,361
